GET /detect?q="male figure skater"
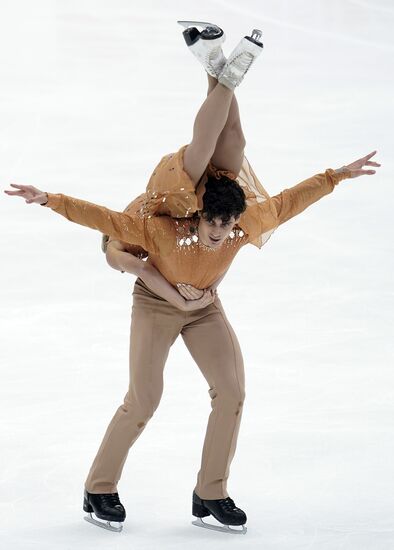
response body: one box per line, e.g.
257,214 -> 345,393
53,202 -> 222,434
4,22 -> 380,535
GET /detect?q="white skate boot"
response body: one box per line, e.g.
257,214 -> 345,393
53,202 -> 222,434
177,20 -> 226,78
218,29 -> 263,90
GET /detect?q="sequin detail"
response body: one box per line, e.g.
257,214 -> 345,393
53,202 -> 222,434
174,218 -> 247,251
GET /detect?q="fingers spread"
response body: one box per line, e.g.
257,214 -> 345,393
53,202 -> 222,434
359,169 -> 376,175
365,151 -> 377,160
10,183 -> 26,189
4,190 -> 23,196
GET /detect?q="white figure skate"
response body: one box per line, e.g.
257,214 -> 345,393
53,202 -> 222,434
218,28 -> 263,90
177,20 -> 226,78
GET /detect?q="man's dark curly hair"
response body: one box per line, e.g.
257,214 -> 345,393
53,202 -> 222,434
200,175 -> 246,223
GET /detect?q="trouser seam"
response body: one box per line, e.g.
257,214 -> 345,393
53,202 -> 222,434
215,305 -> 243,496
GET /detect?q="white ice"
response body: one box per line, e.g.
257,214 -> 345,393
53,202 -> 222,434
0,1 -> 393,549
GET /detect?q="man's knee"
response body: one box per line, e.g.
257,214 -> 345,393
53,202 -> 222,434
122,388 -> 163,422
210,385 -> 245,414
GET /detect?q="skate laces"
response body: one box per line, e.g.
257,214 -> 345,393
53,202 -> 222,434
101,493 -> 123,508
207,47 -> 225,66
199,46 -> 225,77
218,497 -> 241,513
230,51 -> 254,74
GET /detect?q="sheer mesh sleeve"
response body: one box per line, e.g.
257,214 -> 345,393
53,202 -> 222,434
140,145 -> 198,218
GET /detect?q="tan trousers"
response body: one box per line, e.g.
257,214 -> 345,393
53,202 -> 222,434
85,278 -> 245,500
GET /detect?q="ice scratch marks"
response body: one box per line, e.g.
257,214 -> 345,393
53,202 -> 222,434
210,0 -> 394,52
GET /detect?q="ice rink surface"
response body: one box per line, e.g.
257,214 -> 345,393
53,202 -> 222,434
0,0 -> 393,548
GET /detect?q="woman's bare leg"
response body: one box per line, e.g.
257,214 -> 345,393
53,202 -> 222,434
183,83 -> 234,186
207,75 -> 246,176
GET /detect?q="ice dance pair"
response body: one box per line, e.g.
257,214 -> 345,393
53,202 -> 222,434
83,20 -> 265,535
5,19 -> 380,537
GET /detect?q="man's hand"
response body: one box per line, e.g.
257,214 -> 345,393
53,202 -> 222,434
4,183 -> 48,205
339,150 -> 381,179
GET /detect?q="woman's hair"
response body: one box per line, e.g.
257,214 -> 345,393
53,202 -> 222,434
201,175 -> 246,223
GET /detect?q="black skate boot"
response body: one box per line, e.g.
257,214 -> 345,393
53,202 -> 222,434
83,489 -> 126,532
192,490 -> 247,534
177,20 -> 224,43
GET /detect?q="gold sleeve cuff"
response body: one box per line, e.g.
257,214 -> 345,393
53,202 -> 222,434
326,167 -> 352,185
41,192 -> 62,209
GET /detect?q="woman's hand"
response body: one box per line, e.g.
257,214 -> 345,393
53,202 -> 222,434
338,151 -> 381,179
176,283 -> 204,300
4,183 -> 48,205
180,288 -> 217,311
175,283 -> 217,312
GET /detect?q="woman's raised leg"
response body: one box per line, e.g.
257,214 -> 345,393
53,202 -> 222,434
206,74 -> 246,177
183,83 -> 234,186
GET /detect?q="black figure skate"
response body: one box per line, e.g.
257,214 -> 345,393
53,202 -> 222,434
83,489 -> 126,532
177,20 -> 226,78
192,490 -> 247,535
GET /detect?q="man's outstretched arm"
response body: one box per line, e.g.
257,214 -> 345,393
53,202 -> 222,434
241,151 -> 381,240
270,167 -> 351,225
4,185 -> 167,254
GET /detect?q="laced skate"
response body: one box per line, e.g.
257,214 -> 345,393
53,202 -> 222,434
83,489 -> 126,533
177,20 -> 226,78
218,28 -> 263,90
191,490 -> 247,535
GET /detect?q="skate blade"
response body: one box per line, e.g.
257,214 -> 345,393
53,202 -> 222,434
177,20 -> 220,31
192,517 -> 247,535
84,513 -> 123,533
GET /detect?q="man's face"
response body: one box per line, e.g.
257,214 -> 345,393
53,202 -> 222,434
198,212 -> 240,249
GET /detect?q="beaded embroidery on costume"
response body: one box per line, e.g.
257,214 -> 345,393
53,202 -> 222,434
172,217 -> 246,253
